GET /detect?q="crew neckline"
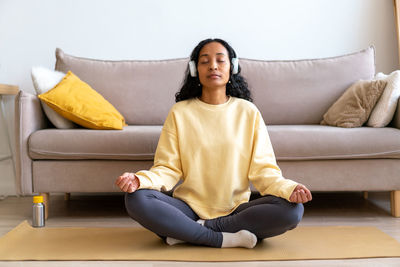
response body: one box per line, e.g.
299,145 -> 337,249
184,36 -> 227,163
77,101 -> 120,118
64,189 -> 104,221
194,96 -> 233,110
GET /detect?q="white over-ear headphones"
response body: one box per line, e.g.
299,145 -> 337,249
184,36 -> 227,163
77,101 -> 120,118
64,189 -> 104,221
188,61 -> 197,77
189,58 -> 239,77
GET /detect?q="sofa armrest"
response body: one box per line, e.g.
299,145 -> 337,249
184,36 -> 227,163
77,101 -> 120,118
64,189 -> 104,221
15,91 -> 49,195
392,98 -> 400,129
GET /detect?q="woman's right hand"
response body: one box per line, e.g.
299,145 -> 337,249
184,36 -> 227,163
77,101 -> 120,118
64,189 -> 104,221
115,172 -> 140,193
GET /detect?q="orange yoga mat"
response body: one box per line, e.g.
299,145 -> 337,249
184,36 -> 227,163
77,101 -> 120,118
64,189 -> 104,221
0,221 -> 400,261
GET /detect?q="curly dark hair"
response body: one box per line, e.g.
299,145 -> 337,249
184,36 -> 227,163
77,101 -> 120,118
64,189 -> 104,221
175,38 -> 252,103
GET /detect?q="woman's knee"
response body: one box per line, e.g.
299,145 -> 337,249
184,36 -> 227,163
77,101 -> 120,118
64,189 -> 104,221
284,203 -> 304,230
265,198 -> 304,231
250,202 -> 303,239
262,202 -> 303,238
262,196 -> 304,229
124,189 -> 154,218
125,188 -> 147,204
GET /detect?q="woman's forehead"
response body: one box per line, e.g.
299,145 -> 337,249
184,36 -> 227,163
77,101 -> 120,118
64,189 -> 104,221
199,42 -> 228,57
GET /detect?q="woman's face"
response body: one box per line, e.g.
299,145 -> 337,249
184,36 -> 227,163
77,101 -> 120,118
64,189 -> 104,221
197,42 -> 231,90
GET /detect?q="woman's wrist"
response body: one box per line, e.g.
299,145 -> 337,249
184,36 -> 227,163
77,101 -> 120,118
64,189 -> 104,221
133,174 -> 140,190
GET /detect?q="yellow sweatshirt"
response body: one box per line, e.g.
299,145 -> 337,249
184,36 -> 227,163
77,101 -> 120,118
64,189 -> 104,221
135,96 -> 298,219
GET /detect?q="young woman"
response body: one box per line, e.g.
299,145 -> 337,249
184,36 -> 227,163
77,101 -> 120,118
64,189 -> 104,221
115,38 -> 312,249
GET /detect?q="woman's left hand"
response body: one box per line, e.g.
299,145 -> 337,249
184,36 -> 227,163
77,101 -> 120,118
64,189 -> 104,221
289,184 -> 312,203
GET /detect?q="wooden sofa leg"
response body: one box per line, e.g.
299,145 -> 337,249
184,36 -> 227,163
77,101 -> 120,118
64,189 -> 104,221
391,191 -> 400,218
64,193 -> 71,201
40,193 -> 49,220
363,191 -> 368,199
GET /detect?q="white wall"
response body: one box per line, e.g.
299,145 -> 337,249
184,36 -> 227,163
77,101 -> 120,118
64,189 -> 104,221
0,0 -> 398,196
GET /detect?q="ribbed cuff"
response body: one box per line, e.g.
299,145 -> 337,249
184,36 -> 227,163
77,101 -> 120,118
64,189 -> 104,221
135,174 -> 152,190
281,180 -> 299,202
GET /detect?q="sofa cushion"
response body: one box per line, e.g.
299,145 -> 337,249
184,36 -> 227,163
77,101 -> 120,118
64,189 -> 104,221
29,126 -> 162,160
267,125 -> 400,160
240,46 -> 375,124
28,125 -> 400,160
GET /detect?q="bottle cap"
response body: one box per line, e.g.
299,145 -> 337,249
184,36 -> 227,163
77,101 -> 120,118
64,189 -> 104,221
33,196 -> 44,203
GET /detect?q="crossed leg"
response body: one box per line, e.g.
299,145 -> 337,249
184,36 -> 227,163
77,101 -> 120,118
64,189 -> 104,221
125,189 -> 223,247
204,194 -> 304,239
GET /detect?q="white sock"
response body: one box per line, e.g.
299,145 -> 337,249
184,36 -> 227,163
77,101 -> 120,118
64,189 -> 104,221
166,236 -> 185,245
197,219 -> 205,226
221,230 -> 257,249
166,219 -> 206,246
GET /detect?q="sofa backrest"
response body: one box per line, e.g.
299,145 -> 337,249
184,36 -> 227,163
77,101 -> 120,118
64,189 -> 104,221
240,46 -> 375,124
55,46 -> 375,125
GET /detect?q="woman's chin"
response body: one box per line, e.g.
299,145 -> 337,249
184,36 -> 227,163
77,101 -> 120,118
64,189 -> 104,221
201,81 -> 228,89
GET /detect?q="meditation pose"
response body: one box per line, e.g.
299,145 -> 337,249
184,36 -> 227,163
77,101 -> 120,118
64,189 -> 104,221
115,38 -> 312,248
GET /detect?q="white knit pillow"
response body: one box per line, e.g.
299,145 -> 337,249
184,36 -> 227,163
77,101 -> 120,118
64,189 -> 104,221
31,66 -> 78,128
367,71 -> 400,127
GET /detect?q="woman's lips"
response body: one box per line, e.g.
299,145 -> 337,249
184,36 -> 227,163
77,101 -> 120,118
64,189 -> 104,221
208,74 -> 221,79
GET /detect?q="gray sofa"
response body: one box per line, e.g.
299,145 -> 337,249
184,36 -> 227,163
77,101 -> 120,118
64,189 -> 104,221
15,46 -> 400,217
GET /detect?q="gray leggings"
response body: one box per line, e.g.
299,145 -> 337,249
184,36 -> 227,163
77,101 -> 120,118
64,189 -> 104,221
125,189 -> 304,248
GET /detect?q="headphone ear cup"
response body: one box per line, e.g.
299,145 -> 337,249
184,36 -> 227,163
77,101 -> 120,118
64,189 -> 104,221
231,58 -> 239,75
188,61 -> 197,77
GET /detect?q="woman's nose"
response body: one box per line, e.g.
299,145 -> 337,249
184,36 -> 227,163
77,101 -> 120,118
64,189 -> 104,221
209,64 -> 217,70
209,61 -> 217,70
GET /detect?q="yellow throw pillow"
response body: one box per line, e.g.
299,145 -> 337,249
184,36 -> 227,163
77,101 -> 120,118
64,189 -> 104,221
38,71 -> 127,130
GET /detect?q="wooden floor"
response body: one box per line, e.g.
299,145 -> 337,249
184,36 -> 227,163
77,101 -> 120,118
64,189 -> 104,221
0,191 -> 399,266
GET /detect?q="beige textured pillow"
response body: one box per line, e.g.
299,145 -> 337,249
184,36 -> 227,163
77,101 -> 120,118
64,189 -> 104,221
320,79 -> 387,128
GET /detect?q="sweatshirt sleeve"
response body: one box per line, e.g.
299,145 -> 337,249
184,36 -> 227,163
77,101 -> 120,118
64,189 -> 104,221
248,111 -> 298,201
134,109 -> 182,192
